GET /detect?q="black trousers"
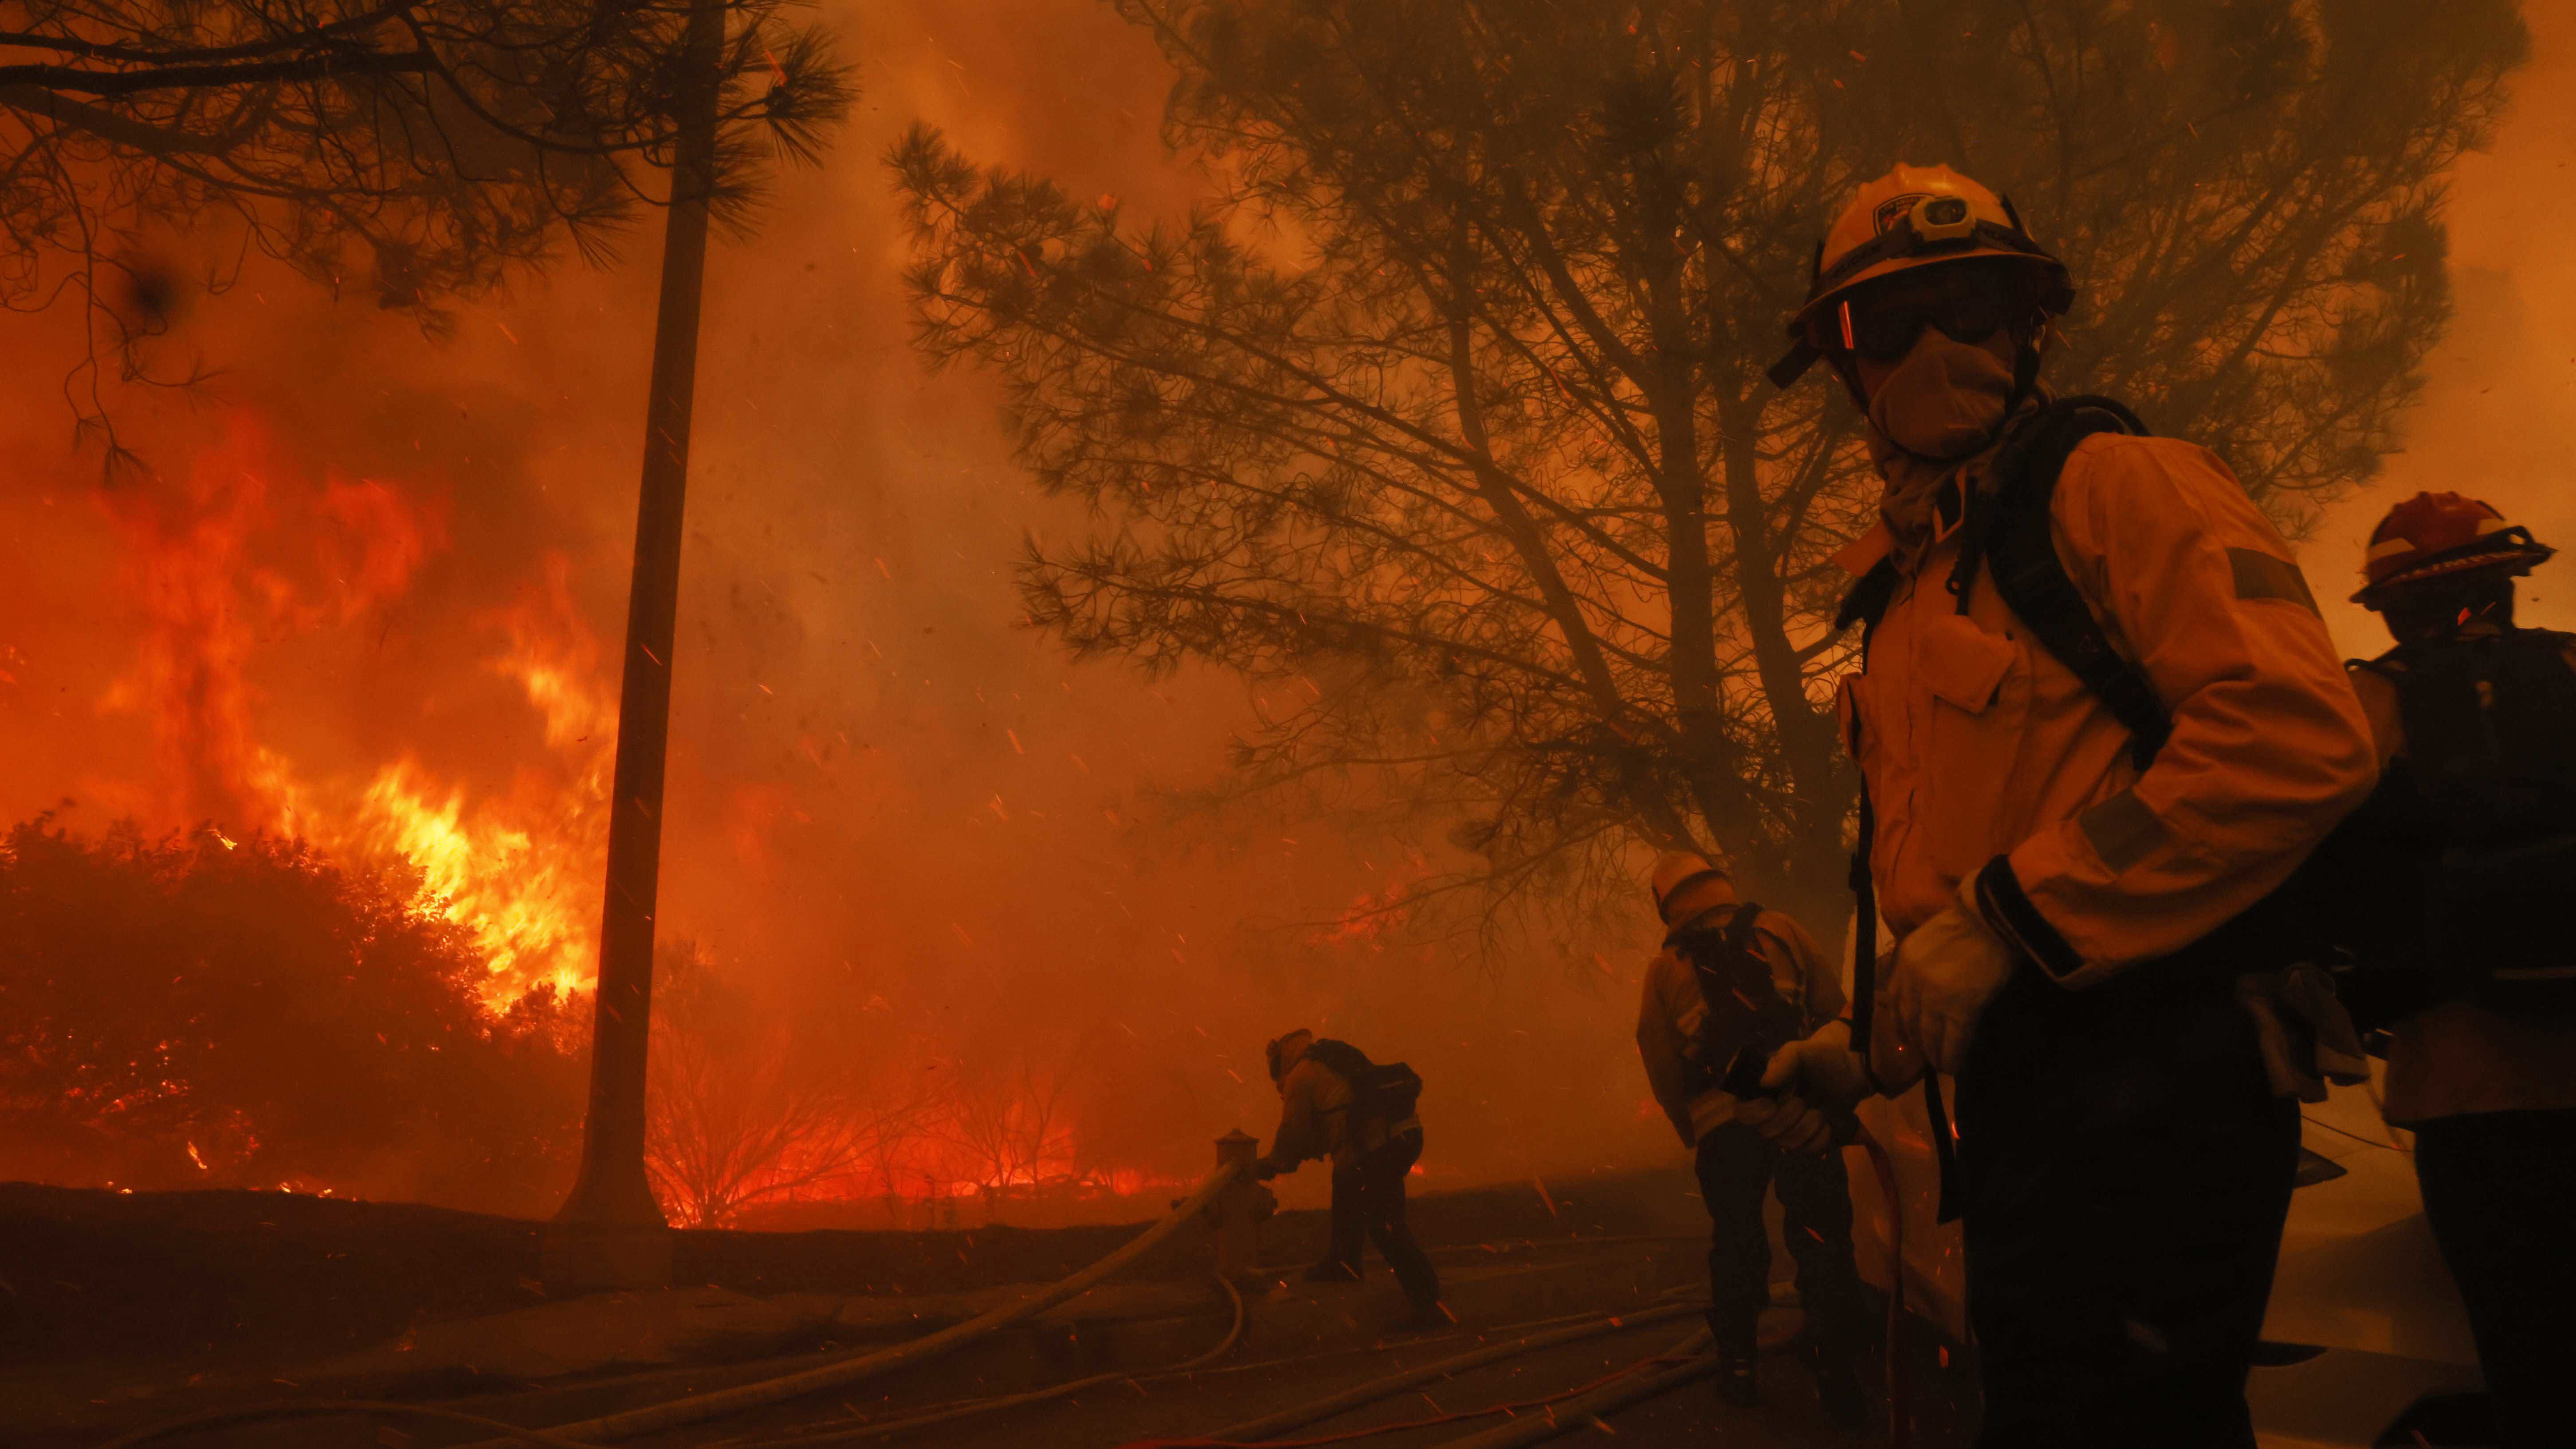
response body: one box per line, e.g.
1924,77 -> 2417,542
1695,1121 -> 1875,1368
2412,1107 -> 2576,1449
1325,1130 -> 1442,1311
1953,966 -> 2301,1449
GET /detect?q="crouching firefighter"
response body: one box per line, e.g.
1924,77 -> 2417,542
1254,1030 -> 1447,1328
1635,852 -> 1875,1425
2340,493 -> 2576,1449
1741,164 -> 2379,1448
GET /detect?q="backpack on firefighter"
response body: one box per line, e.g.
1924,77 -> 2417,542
1668,902 -> 1807,1100
1300,1038 -> 1425,1131
2338,629 -> 2576,1026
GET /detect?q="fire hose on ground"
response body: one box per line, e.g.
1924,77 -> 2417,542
747,1294 -> 1709,1449
1189,1297 -> 1708,1443
1434,1328 -> 1715,1449
1115,1324 -> 1719,1449
694,1271 -> 1247,1449
719,1113 -> 1912,1449
98,1129 -> 1920,1449
101,1157 -> 1253,1449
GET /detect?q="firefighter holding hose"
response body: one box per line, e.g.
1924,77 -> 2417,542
1741,164 -> 2378,1447
1253,1029 -> 1447,1330
1634,851 -> 1874,1426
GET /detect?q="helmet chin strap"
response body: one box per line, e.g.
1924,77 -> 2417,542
2008,313 -> 2048,408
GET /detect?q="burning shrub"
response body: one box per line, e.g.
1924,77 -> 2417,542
0,816 -> 582,1214
645,944 -> 945,1229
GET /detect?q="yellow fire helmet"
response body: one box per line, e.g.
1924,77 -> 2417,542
1767,163 -> 2074,388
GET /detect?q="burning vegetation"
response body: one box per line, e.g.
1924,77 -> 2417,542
0,816 -> 584,1213
0,813 -> 1198,1225
0,424 -> 1212,1225
97,421 -> 611,1004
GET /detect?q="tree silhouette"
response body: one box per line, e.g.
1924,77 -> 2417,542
894,0 -> 2525,940
3,0 -> 852,459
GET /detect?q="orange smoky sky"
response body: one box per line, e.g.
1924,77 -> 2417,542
2308,0 -> 2576,650
0,1 -> 2567,1209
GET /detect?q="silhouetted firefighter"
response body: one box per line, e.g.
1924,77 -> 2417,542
1747,164 -> 2379,1448
1254,1029 -> 1445,1329
2341,493 -> 2576,1449
1634,851 -> 1873,1425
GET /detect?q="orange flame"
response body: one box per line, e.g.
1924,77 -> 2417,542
333,555 -> 612,1002
101,421 -> 609,1005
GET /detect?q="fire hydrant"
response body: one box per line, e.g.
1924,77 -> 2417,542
1206,1128 -> 1277,1281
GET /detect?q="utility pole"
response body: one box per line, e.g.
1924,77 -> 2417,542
543,0 -> 726,1293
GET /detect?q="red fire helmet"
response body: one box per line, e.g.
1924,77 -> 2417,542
2354,491 -> 2555,605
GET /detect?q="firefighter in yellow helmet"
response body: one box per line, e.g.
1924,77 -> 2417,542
1745,164 -> 2379,1448
2344,492 -> 2576,1449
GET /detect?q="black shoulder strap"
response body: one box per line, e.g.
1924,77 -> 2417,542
1684,901 -> 1773,998
1969,397 -> 2168,771
1835,558 -> 1902,645
1834,565 -> 1896,1059
1721,901 -> 1766,964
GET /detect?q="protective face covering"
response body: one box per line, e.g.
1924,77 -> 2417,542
1863,329 -> 2022,546
1865,329 -> 2019,463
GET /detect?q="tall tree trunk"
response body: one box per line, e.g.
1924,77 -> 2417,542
546,0 -> 724,1286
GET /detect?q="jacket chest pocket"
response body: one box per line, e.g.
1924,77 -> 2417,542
1912,612 -> 2029,873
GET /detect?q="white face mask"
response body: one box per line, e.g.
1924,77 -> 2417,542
1864,328 -> 2020,462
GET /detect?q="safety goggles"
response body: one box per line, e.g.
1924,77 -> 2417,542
1814,265 -> 2022,366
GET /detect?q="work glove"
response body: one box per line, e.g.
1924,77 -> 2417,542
2237,964 -> 2372,1103
1759,1021 -> 1875,1110
1889,886 -> 2021,1076
1734,1022 -> 1871,1156
1855,956 -> 1931,1096
1730,1088 -> 1838,1155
